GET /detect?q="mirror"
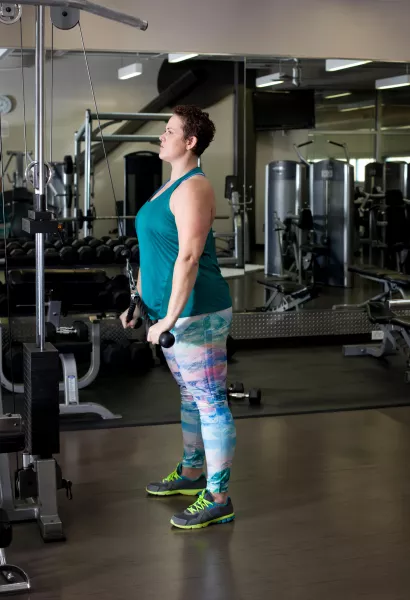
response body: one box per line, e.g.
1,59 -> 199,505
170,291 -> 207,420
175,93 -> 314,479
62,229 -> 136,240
241,57 -> 410,314
0,49 -> 247,307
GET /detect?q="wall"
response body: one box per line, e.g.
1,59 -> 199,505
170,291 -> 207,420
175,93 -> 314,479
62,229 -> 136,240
0,53 -> 234,238
2,0 -> 410,62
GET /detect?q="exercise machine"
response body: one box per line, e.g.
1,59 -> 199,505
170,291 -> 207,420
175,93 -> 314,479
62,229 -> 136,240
215,175 -> 251,269
0,2 -> 148,591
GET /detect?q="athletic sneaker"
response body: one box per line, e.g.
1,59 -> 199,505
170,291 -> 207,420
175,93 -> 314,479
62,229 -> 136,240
146,463 -> 207,497
170,489 -> 235,529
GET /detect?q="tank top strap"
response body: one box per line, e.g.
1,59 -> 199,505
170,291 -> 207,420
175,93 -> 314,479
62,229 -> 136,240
168,166 -> 204,194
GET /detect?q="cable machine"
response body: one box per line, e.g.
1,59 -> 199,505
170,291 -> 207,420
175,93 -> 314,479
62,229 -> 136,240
0,1 -> 148,593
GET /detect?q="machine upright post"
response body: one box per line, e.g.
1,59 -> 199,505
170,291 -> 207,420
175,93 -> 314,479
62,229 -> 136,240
35,5 -> 46,350
84,109 -> 92,238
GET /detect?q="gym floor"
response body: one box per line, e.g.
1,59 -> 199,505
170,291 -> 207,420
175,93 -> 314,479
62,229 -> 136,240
5,268 -> 410,598
7,407 -> 410,599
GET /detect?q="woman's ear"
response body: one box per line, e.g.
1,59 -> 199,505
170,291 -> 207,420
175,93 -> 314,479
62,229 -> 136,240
186,136 -> 198,152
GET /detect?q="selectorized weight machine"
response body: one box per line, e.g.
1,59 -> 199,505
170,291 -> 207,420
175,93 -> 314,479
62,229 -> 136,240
0,0 -> 148,594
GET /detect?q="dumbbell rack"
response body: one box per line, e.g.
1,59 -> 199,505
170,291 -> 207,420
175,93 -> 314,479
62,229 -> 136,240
0,234 -> 140,269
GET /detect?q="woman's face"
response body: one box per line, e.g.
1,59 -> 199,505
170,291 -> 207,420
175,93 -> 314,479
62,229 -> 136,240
159,115 -> 196,163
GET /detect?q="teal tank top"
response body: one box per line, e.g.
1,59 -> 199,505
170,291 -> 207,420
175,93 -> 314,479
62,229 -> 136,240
135,167 -> 232,320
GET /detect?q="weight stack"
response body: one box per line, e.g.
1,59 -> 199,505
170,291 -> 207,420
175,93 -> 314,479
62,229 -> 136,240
124,152 -> 162,236
23,342 -> 60,456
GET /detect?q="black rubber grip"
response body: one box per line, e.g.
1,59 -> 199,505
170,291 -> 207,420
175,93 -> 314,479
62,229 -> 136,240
126,294 -> 175,348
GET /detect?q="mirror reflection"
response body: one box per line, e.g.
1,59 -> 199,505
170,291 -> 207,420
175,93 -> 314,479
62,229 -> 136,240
243,57 -> 410,314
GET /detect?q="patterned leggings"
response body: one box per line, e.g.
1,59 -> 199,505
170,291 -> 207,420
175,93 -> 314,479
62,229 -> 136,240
162,307 -> 236,494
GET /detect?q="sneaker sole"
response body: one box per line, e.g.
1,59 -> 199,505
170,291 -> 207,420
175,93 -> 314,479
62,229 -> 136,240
146,488 -> 204,497
170,513 -> 235,529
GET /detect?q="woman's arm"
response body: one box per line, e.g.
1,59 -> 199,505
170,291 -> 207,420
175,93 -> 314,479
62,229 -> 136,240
162,177 -> 214,329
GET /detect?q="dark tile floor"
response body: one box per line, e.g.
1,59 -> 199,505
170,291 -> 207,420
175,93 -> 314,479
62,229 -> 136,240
7,407 -> 410,600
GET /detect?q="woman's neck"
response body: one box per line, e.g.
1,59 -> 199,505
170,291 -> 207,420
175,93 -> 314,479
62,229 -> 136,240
170,156 -> 199,182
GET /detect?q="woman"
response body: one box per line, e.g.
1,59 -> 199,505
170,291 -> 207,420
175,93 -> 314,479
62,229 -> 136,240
120,105 -> 236,530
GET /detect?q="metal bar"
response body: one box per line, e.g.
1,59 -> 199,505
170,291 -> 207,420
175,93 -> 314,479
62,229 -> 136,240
58,214 -> 229,222
91,134 -> 160,143
16,0 -> 148,30
35,6 -> 45,350
90,112 -> 172,121
375,90 -> 381,161
83,109 -> 92,238
75,123 -> 86,141
74,132 -> 80,235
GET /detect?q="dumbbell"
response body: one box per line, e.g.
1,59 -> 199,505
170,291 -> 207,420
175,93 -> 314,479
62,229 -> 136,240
101,340 -> 130,370
129,244 -> 139,264
129,341 -> 154,374
106,238 -> 120,249
106,274 -> 130,310
77,245 -> 96,264
96,244 -> 114,264
72,239 -> 86,250
44,247 -> 60,265
6,241 -> 22,253
124,237 -> 138,249
113,244 -> 127,264
227,382 -> 261,406
22,240 -> 35,252
60,245 -> 78,265
89,238 -> 103,249
46,320 -> 88,343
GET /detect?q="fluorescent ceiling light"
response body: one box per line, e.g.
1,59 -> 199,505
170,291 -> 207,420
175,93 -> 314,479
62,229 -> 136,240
326,59 -> 372,72
118,62 -> 143,80
376,74 -> 410,90
340,102 -> 375,112
168,52 -> 199,63
256,73 -> 284,88
0,48 -> 10,58
324,92 -> 352,100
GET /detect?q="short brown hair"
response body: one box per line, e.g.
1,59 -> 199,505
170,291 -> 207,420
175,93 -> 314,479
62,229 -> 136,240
173,105 -> 216,156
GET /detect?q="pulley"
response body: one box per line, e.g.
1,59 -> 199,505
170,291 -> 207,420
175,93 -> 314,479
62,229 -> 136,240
50,7 -> 80,30
0,3 -> 22,24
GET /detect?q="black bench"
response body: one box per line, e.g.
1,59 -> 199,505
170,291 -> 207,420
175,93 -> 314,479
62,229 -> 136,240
255,276 -> 317,312
343,299 -> 410,382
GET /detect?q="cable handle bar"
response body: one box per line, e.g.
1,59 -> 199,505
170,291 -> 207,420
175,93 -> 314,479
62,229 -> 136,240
124,257 -> 175,349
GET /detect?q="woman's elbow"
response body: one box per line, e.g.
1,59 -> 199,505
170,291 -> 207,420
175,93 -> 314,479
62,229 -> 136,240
178,253 -> 200,267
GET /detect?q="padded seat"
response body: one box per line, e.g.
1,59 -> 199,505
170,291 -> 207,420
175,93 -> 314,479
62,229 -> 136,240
366,301 -> 395,325
349,264 -> 410,287
391,316 -> 410,330
257,277 -> 308,295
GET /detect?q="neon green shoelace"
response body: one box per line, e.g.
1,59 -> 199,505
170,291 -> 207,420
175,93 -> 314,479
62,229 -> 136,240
187,492 -> 213,515
163,468 -> 181,482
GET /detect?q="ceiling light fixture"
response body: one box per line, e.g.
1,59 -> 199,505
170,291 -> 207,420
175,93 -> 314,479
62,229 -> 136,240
376,74 -> 410,90
326,59 -> 372,72
339,103 -> 375,112
168,52 -> 199,63
118,62 -> 143,80
324,92 -> 352,100
256,72 -> 284,88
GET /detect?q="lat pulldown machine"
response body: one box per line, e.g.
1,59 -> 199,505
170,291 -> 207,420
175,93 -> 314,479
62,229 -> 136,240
0,1 -> 148,594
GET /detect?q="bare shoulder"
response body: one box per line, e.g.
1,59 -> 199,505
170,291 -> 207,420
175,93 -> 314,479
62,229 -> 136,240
171,175 -> 215,212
